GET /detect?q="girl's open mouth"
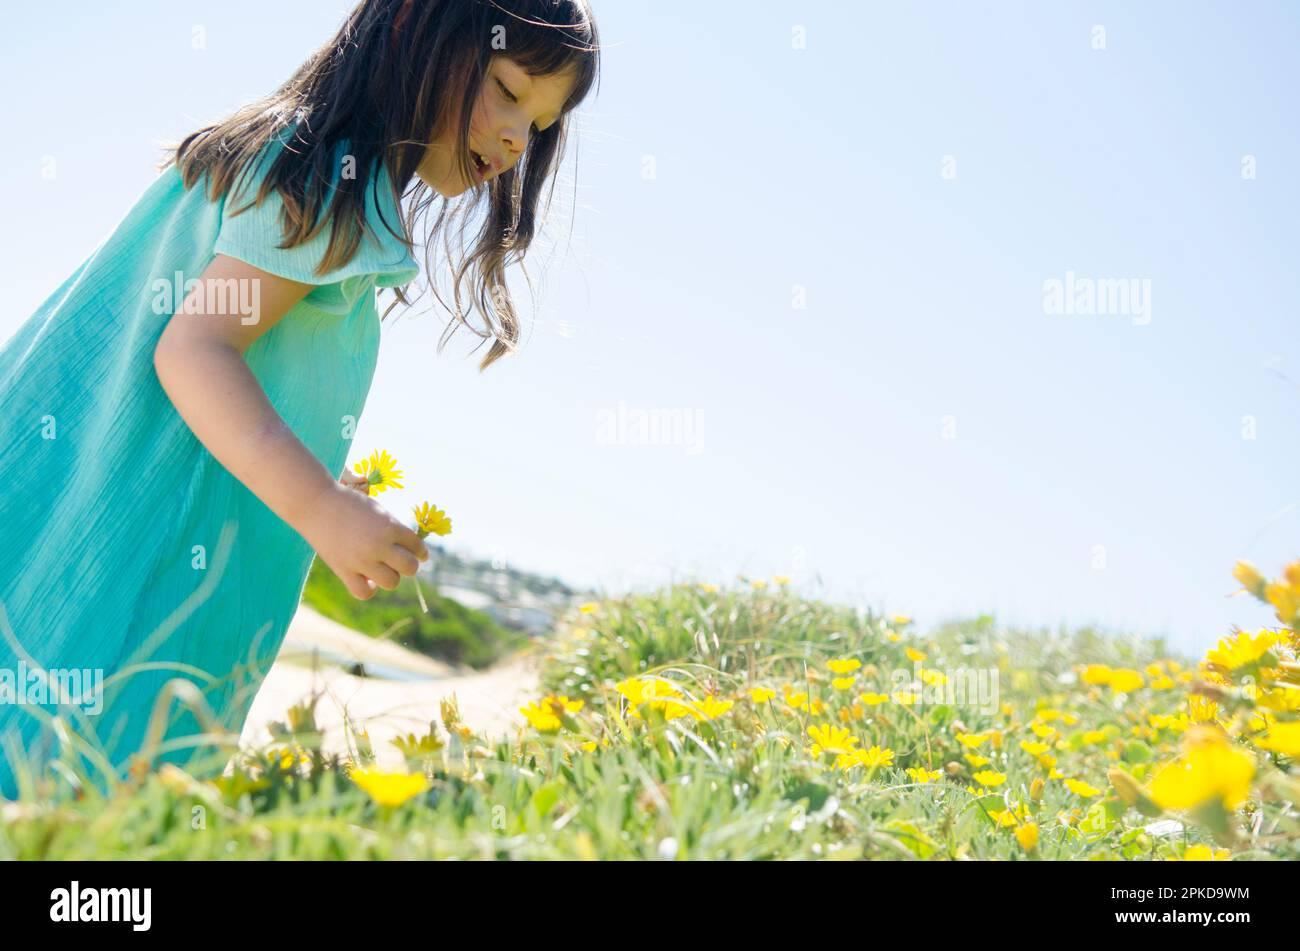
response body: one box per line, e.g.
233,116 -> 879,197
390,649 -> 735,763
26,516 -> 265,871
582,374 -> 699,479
470,149 -> 490,179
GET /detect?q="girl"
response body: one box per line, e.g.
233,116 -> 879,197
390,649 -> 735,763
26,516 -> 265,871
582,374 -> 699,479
0,0 -> 600,799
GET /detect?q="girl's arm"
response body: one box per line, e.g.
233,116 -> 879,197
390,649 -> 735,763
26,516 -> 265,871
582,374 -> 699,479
153,254 -> 428,600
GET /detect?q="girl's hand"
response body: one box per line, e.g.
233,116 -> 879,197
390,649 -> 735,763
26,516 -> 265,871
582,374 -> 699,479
298,481 -> 429,600
340,469 -> 370,494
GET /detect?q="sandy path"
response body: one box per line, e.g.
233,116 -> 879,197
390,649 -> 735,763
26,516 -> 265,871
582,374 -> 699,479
238,605 -> 542,768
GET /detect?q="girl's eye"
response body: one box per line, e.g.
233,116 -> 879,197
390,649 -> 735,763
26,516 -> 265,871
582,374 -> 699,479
496,77 -> 542,136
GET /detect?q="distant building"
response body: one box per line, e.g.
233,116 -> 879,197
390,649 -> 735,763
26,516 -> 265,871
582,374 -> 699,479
424,545 -> 596,638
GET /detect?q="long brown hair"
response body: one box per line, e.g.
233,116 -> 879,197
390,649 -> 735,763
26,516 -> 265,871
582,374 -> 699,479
163,0 -> 600,371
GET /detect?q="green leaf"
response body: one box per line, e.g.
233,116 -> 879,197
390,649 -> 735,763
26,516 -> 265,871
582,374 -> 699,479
885,819 -> 939,859
968,794 -> 1007,827
1121,741 -> 1152,764
783,778 -> 831,811
1079,801 -> 1113,836
529,782 -> 562,818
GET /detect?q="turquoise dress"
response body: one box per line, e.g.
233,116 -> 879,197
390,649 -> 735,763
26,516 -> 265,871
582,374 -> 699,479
0,130 -> 419,799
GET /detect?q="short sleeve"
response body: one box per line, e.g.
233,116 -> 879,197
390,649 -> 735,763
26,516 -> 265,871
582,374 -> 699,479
212,132 -> 419,289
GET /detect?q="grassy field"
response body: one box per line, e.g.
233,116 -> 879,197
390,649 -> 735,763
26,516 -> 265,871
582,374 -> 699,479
2,561 -> 1298,860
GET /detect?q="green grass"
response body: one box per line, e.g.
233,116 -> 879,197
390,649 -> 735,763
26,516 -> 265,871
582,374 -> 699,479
301,557 -> 525,669
2,582 -> 1297,860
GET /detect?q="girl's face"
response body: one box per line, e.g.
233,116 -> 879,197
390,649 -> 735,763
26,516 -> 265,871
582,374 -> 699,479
418,55 -> 578,197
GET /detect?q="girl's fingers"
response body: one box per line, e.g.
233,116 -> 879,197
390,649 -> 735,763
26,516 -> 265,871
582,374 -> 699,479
345,573 -> 375,600
368,563 -> 401,591
341,472 -> 369,493
385,543 -> 421,578
392,525 -> 429,561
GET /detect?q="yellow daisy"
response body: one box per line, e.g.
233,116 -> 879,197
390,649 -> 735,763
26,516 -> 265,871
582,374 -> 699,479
353,449 -> 404,495
348,766 -> 429,807
413,501 -> 452,537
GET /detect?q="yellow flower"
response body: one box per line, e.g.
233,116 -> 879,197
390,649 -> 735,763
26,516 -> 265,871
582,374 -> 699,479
578,602 -> 601,614
957,731 -> 991,748
1029,777 -> 1045,801
665,701 -> 698,720
905,647 -> 927,663
1064,778 -> 1101,798
1258,686 -> 1300,713
1020,740 -> 1050,757
1080,664 -> 1112,686
616,677 -> 683,718
773,575 -> 791,586
783,687 -> 825,715
1233,560 -> 1268,598
264,746 -> 310,772
1030,722 -> 1057,739
891,614 -> 912,626
1015,822 -> 1039,852
1187,695 -> 1220,724
1147,729 -> 1255,811
831,677 -> 856,691
352,449 -> 404,495
749,686 -> 776,703
964,753 -> 991,768
1108,669 -> 1145,693
919,668 -> 948,687
1266,582 -> 1299,625
990,803 -> 1029,827
691,696 -> 734,721
852,745 -> 895,768
412,501 -> 452,537
697,582 -> 719,593
827,658 -> 862,675
892,689 -> 919,706
520,695 -> 584,733
808,723 -> 859,758
857,692 -> 889,705
520,701 -> 563,733
906,766 -> 942,783
972,770 -> 1006,788
1253,720 -> 1300,756
391,730 -> 444,758
750,579 -> 768,590
348,766 -> 429,807
1079,730 -> 1107,745
1180,844 -> 1230,861
1205,629 -> 1280,673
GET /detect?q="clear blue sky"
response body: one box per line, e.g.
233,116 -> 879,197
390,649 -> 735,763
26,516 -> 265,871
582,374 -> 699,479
2,1 -> 1297,653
